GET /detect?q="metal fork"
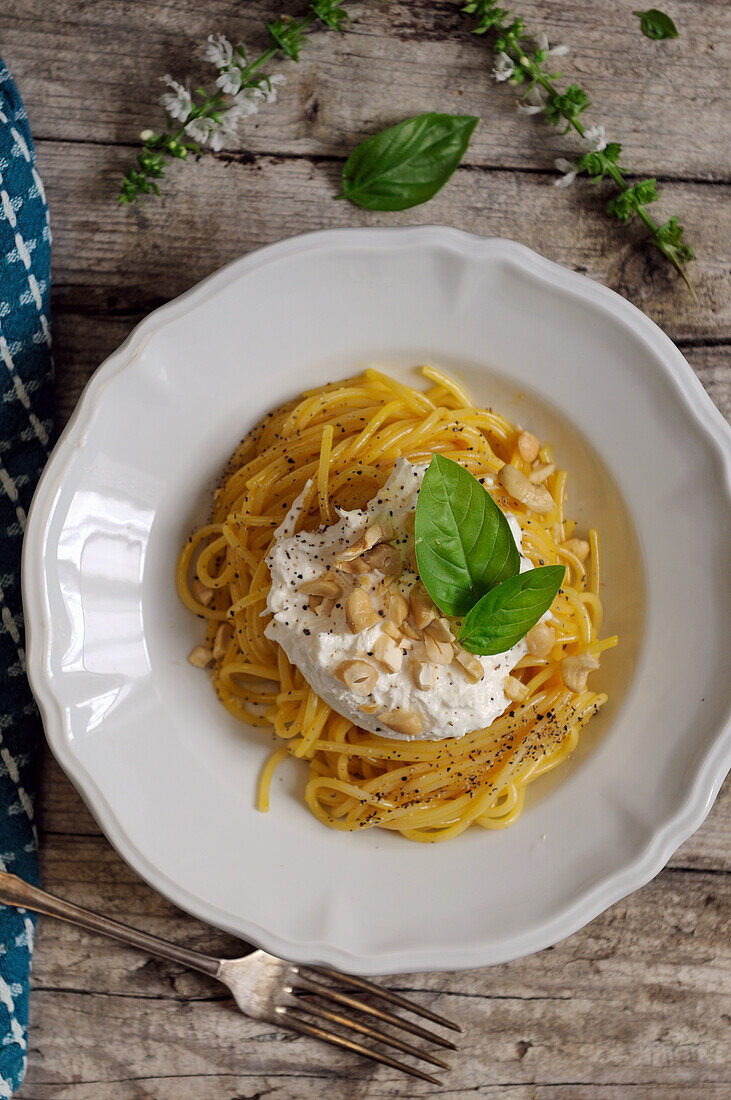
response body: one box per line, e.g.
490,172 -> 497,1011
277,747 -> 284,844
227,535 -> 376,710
0,871 -> 459,1084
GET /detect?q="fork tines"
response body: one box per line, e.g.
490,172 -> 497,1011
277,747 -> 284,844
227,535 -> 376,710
275,963 -> 460,1084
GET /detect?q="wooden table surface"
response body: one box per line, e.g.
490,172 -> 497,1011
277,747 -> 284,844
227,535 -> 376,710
4,1 -> 729,1096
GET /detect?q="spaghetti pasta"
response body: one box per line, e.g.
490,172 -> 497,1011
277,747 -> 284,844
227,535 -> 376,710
177,367 -> 617,842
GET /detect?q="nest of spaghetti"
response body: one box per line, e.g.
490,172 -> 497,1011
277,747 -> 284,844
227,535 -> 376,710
178,366 -> 617,843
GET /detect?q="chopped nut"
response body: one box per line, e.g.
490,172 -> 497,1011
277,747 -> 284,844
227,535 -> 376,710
424,633 -> 453,665
334,659 -> 378,695
345,588 -> 380,633
498,463 -> 554,515
401,621 -> 421,641
410,590 -> 437,630
562,654 -> 600,693
529,462 -> 555,484
188,645 -> 213,668
504,675 -> 529,702
382,620 -> 401,641
334,556 -> 371,575
517,430 -> 540,463
373,634 -> 403,673
358,702 -> 380,714
562,537 -> 590,562
336,522 -> 393,563
388,591 -> 409,627
298,575 -> 342,598
425,617 -> 455,643
191,579 -> 214,606
378,708 -> 423,736
455,649 -> 484,683
212,622 -> 233,660
363,543 -> 402,576
412,662 -> 436,691
526,621 -> 555,658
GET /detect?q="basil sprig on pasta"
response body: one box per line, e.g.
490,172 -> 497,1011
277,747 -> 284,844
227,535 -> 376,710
415,454 -> 564,654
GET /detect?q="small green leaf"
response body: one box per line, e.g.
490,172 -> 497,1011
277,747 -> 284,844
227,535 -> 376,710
459,565 -> 565,655
633,9 -> 679,40
340,113 -> 479,211
415,454 -> 520,618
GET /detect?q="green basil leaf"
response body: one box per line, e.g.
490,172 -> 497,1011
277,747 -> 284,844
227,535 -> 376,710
633,9 -> 679,39
340,113 -> 479,211
415,453 -> 520,617
459,565 -> 565,656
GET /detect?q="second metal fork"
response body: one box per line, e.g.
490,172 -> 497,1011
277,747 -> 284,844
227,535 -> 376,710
0,871 -> 459,1084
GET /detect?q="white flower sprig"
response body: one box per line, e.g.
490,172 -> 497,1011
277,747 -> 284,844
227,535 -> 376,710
463,0 -> 695,289
119,2 -> 352,203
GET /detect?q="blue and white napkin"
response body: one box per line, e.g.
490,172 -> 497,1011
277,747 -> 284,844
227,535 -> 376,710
0,57 -> 52,1096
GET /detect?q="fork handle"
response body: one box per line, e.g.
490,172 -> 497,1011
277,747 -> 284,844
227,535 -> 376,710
0,871 -> 221,979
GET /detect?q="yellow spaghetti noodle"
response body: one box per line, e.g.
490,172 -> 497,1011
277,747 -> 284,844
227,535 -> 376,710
178,367 -> 617,842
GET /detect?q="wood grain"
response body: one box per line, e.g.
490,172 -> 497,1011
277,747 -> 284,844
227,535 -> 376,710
5,1 -> 731,178
4,0 -> 729,1095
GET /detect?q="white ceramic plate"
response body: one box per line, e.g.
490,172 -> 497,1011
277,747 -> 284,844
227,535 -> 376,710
24,229 -> 731,975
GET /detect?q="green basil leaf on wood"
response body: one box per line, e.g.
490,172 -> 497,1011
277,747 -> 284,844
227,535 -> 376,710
340,113 -> 479,211
633,9 -> 679,39
458,565 -> 565,656
415,453 -> 520,617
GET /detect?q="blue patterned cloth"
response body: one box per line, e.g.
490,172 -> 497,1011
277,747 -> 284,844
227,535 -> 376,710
0,58 -> 52,1097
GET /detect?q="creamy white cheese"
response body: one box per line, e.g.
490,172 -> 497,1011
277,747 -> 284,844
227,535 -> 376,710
264,459 -> 534,741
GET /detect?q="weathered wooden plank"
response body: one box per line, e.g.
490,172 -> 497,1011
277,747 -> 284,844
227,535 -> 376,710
36,141 -> 730,340
4,0 -> 730,179
19,826 -> 731,1098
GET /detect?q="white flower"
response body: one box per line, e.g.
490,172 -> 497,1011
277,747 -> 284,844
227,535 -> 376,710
201,34 -> 236,69
160,75 -> 192,122
517,84 -> 547,115
582,124 -> 607,153
184,116 -> 218,145
536,32 -> 569,58
216,68 -> 243,96
493,52 -> 515,82
554,157 -> 577,188
263,73 -> 286,104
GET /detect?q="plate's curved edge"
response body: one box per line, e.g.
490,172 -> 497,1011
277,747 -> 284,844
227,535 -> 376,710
23,226 -> 731,974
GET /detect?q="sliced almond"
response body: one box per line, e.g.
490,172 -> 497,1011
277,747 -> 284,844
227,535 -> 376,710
382,620 -> 401,641
336,522 -> 393,563
517,430 -> 540,463
562,654 -> 600,693
424,633 -> 453,666
363,543 -> 402,576
334,659 -> 378,695
212,622 -> 233,660
373,634 -> 403,674
298,575 -> 342,598
412,661 -> 436,691
345,588 -> 380,633
529,462 -> 555,484
312,596 -> 336,616
410,590 -> 437,630
378,708 -> 423,736
455,649 -> 484,683
504,675 -> 529,702
188,645 -> 213,668
388,591 -> 409,627
425,616 -> 455,643
526,621 -> 555,658
401,620 -> 421,641
562,537 -> 590,562
358,702 -> 380,714
191,579 -> 214,606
